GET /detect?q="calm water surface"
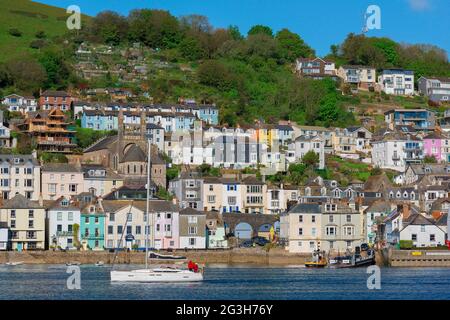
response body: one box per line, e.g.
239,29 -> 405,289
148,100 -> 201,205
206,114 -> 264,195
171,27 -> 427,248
1,264 -> 450,300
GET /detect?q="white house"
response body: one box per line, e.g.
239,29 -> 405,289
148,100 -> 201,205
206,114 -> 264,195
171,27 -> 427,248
371,132 -> 423,172
0,222 -> 8,250
292,135 -> 325,169
47,196 -> 81,249
378,69 -> 415,96
400,213 -> 446,247
1,94 -> 37,114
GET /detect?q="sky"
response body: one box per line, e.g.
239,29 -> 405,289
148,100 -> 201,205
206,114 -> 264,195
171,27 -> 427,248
39,0 -> 449,57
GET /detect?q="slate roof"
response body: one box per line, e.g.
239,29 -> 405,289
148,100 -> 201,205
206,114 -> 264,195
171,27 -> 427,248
101,199 -> 178,213
0,154 -> 39,166
0,194 -> 43,209
121,144 -> 146,163
42,163 -> 82,173
84,135 -> 117,153
180,207 -> 206,216
288,203 -> 321,214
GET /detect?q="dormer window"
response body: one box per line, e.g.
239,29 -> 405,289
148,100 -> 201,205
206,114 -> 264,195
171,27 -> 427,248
403,192 -> 408,198
325,204 -> 337,212
425,167 -> 431,173
396,191 -> 401,199
61,199 -> 69,207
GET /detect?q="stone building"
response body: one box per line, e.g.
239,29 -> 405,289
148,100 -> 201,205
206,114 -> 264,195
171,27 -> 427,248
82,108 -> 166,188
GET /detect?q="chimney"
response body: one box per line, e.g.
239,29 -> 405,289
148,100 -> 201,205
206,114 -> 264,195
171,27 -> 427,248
402,204 -> 411,220
431,210 -> 443,220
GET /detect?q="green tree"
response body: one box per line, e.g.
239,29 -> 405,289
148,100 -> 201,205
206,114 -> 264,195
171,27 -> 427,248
39,49 -> 71,89
302,150 -> 320,168
248,25 -> 273,37
90,11 -> 128,45
197,60 -> 233,90
276,28 -> 314,61
179,36 -> 207,60
424,155 -> 437,163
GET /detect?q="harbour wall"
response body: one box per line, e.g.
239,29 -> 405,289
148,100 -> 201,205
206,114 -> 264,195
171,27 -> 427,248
0,248 -> 310,265
389,249 -> 450,267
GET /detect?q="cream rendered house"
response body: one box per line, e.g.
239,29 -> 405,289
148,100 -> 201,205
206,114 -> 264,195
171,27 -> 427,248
202,177 -> 223,212
0,194 -> 45,250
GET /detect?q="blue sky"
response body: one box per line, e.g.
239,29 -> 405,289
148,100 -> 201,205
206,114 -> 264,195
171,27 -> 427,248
39,0 -> 449,57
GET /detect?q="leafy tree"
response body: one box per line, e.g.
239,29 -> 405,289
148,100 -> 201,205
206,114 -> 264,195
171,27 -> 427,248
275,28 -> 314,61
424,155 -> 437,164
198,60 -> 233,90
302,150 -> 320,168
38,49 -> 71,89
5,56 -> 47,93
128,9 -> 181,48
90,11 -> 128,45
179,36 -> 207,60
228,25 -> 243,40
248,25 -> 273,37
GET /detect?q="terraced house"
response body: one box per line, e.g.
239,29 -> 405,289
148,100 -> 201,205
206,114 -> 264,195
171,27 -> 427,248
0,194 -> 46,251
287,203 -> 364,254
0,153 -> 41,200
41,163 -> 84,200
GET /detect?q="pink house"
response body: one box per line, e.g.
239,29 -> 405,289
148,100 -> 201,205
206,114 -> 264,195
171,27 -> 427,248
41,163 -> 84,200
423,132 -> 446,162
153,206 -> 180,249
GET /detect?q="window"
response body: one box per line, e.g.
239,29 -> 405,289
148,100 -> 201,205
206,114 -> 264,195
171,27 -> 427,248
329,215 -> 334,223
126,226 -> 132,234
69,184 -> 77,193
209,185 -> 214,191
346,215 -> 351,223
68,212 -> 73,221
189,238 -> 196,246
412,234 -> 417,241
311,215 -> 316,223
207,195 -> 216,203
57,212 -> 62,221
108,226 -> 113,234
136,226 -> 141,234
299,215 -> 303,223
28,220 -> 34,228
117,226 -> 123,234
421,225 -> 425,232
109,213 -> 115,222
311,228 -> 316,237
10,220 -> 16,228
430,234 -> 436,242
28,210 -> 34,218
326,226 -> 336,235
343,226 -> 353,236
298,228 -> 303,235
10,210 -> 16,218
189,226 -> 197,235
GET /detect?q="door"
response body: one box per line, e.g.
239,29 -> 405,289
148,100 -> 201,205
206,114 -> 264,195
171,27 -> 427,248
17,242 -> 23,252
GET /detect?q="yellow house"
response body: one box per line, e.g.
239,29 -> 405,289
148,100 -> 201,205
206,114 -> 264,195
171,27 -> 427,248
0,194 -> 46,250
202,177 -> 223,212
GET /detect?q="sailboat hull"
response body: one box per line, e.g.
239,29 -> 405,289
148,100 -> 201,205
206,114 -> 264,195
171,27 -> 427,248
110,269 -> 204,282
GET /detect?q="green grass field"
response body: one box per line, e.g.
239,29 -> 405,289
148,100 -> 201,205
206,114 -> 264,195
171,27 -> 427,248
0,0 -> 89,62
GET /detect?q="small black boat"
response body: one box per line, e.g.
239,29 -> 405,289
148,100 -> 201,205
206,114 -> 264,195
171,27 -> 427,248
148,252 -> 187,260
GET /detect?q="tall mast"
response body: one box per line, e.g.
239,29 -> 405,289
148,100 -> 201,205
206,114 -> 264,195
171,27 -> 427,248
145,139 -> 151,269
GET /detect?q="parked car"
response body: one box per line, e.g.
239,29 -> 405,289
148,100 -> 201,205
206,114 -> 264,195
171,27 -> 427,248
240,240 -> 254,248
252,236 -> 270,246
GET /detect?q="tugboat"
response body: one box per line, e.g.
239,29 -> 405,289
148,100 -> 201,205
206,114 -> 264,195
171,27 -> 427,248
329,244 -> 375,268
304,249 -> 327,268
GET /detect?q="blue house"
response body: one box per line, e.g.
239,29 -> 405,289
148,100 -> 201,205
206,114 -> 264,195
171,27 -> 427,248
384,109 -> 436,130
80,197 -> 106,250
81,110 -> 118,131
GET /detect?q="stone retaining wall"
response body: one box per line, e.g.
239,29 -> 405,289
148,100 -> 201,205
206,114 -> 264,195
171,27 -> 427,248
0,248 -> 310,265
390,250 -> 450,267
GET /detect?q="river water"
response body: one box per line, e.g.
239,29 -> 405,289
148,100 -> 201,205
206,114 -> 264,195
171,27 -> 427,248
1,264 -> 450,300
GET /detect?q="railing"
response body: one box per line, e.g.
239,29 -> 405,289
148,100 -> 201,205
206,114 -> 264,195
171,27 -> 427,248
56,231 -> 74,237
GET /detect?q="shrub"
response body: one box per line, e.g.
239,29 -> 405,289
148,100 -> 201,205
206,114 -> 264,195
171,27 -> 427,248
8,28 -> 22,37
399,240 -> 413,249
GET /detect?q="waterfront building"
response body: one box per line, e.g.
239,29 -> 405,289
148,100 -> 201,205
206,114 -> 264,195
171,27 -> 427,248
79,195 -> 105,250
47,196 -> 81,250
0,222 -> 8,250
0,194 -> 45,250
205,211 -> 228,248
179,207 -> 206,249
287,203 -> 364,254
242,176 -> 267,214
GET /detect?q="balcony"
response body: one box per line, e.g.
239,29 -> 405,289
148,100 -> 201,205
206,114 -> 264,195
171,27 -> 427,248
56,231 -> 74,237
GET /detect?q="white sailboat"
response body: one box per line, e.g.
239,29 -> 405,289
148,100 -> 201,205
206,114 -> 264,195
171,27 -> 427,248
110,140 -> 204,283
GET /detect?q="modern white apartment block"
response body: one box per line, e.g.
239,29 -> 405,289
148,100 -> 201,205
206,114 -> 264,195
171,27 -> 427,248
378,69 -> 414,96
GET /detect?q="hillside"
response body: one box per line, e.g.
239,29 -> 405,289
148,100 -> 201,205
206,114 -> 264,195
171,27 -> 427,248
0,0 -> 89,62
